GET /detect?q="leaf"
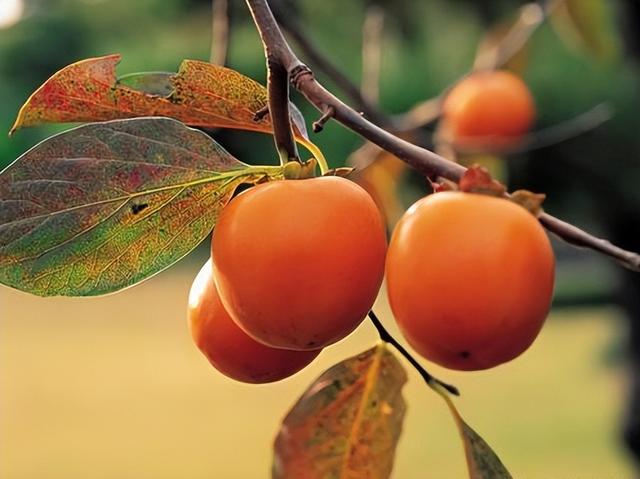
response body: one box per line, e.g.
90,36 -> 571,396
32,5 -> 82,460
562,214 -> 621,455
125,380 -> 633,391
434,386 -> 513,479
509,189 -> 546,216
551,0 -> 619,61
273,344 -> 407,479
10,54 -> 309,140
0,117 -> 282,297
458,164 -> 507,197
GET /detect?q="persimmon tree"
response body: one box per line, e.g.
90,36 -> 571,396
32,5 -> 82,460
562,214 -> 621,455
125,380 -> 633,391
2,0 -> 638,477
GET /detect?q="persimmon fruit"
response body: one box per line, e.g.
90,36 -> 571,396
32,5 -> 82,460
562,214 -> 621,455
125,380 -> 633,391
386,191 -> 555,370
442,70 -> 535,147
188,260 -> 320,383
212,176 -> 387,351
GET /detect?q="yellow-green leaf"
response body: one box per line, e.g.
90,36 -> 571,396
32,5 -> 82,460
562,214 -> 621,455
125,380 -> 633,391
0,117 -> 283,297
273,344 -> 407,479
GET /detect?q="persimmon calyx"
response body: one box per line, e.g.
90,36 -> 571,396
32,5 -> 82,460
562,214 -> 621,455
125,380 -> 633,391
283,158 -> 319,179
430,164 -> 545,217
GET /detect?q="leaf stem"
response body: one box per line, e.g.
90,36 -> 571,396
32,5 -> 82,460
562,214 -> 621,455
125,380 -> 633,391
368,310 -> 460,396
299,138 -> 329,174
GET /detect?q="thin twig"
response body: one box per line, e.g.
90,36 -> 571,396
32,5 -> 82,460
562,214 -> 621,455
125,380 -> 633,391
312,106 -> 335,133
368,311 -> 460,396
244,0 -> 640,272
210,0 -> 230,66
473,2 -> 545,71
361,5 -> 385,106
253,105 -> 269,122
269,0 -> 387,125
451,103 -> 614,156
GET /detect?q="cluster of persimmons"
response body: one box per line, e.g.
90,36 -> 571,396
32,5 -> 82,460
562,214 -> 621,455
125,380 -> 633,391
187,70 -> 555,383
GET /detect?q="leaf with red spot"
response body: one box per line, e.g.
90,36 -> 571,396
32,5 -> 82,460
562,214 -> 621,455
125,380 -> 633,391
0,117 -> 283,297
10,54 -> 308,140
273,344 -> 407,479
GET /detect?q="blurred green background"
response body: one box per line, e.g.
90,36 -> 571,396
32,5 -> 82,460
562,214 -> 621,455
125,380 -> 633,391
1,0 -> 639,477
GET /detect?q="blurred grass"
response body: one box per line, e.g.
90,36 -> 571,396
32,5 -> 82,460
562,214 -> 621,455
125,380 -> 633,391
0,256 -> 635,479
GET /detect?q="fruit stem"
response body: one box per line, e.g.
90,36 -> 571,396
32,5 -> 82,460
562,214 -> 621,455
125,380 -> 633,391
368,310 -> 460,396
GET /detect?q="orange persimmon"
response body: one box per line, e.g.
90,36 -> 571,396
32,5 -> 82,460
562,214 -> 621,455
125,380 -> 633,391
386,191 -> 554,370
212,176 -> 387,351
188,260 -> 320,383
442,70 -> 535,147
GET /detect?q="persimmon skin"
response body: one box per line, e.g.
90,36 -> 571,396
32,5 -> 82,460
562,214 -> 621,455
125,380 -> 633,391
212,176 -> 387,351
386,192 -> 555,371
188,260 -> 320,383
442,70 -> 535,146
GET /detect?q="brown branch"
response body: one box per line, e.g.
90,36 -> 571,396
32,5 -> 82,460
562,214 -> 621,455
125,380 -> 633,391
268,0 -> 387,126
210,0 -> 230,66
246,0 -> 299,163
539,214 -> 640,271
244,0 -> 640,273
312,106 -> 335,133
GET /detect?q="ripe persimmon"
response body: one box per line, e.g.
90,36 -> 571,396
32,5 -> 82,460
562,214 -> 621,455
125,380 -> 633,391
442,70 -> 535,147
212,176 -> 387,351
188,260 -> 320,383
385,191 -> 555,370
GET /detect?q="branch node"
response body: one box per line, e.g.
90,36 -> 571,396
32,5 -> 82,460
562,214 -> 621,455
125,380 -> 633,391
312,106 -> 335,133
290,63 -> 314,90
253,105 -> 269,122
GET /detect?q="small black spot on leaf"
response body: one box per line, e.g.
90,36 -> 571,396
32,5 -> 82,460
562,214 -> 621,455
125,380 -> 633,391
459,351 -> 471,359
131,203 -> 149,214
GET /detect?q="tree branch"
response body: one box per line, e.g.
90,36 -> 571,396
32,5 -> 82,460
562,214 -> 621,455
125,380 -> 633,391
244,0 -> 640,273
269,0 -> 387,125
246,0 -> 299,163
539,214 -> 640,271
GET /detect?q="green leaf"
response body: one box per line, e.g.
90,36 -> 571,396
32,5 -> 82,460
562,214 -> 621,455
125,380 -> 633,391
273,344 -> 407,479
0,117 -> 283,297
434,386 -> 513,479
